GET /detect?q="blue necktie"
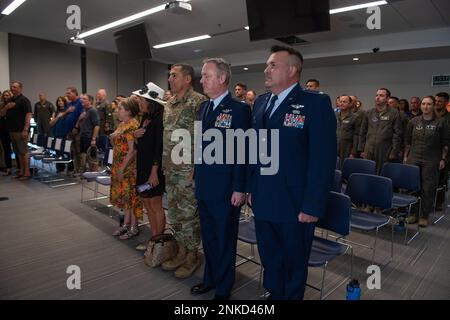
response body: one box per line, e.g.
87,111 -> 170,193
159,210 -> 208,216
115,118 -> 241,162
263,95 -> 278,128
204,100 -> 214,120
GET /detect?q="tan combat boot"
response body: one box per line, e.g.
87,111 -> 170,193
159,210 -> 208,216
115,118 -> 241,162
174,249 -> 202,279
161,244 -> 187,271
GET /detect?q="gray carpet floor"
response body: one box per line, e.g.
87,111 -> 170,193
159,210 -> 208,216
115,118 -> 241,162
0,172 -> 449,300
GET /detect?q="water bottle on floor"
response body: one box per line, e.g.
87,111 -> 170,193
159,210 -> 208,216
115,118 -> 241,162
346,279 -> 361,300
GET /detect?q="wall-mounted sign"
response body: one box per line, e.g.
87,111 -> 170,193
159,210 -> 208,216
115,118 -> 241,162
432,75 -> 450,87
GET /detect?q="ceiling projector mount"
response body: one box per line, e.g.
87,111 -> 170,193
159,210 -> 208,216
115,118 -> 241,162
68,32 -> 86,45
165,1 -> 192,14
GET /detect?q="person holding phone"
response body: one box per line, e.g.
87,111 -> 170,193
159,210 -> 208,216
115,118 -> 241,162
132,83 -> 168,257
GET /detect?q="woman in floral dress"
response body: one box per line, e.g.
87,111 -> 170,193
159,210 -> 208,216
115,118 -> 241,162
110,98 -> 143,239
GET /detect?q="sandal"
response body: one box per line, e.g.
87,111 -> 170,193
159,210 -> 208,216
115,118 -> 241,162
112,224 -> 129,236
119,226 -> 139,240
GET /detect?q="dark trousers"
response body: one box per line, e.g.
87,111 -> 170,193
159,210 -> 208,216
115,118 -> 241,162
436,163 -> 449,209
407,159 -> 440,218
255,219 -> 316,300
197,199 -> 240,297
0,128 -> 12,169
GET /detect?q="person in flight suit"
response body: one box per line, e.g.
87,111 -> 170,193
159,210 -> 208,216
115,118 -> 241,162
190,58 -> 251,300
336,95 -> 359,169
434,92 -> 450,211
388,96 -> 410,162
404,96 -> 449,227
359,88 -> 402,174
350,95 -> 364,158
248,45 -> 337,300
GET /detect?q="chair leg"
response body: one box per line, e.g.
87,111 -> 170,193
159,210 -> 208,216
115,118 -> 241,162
390,221 -> 394,262
81,180 -> 84,202
350,246 -> 354,279
372,228 -> 379,265
404,203 -> 411,244
320,262 -> 328,300
433,186 -> 446,224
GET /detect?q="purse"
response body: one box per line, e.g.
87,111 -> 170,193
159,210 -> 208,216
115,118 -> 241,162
144,232 -> 178,268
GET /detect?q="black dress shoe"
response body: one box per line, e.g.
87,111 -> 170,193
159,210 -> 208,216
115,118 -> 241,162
212,294 -> 229,300
191,283 -> 214,295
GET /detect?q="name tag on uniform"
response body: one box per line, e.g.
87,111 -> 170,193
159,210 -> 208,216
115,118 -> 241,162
343,120 -> 350,124
415,125 -> 423,130
371,117 -> 378,122
283,114 -> 305,128
215,113 -> 232,128
380,116 -> 390,121
426,125 -> 436,130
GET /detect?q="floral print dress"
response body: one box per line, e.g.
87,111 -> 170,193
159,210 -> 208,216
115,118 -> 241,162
110,118 -> 143,219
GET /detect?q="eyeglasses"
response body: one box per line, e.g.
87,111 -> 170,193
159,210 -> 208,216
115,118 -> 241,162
138,87 -> 159,99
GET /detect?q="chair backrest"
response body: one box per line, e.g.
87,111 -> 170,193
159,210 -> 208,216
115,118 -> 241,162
332,170 -> 342,193
346,173 -> 393,209
63,140 -> 72,154
317,191 -> 352,236
342,158 -> 376,181
46,137 -> 54,149
54,138 -> 63,152
380,162 -> 420,192
106,149 -> 113,165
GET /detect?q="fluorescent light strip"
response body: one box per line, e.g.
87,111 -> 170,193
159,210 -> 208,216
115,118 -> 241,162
244,26 -> 249,30
2,0 -> 27,15
330,1 -> 387,14
153,35 -> 211,49
77,4 -> 166,39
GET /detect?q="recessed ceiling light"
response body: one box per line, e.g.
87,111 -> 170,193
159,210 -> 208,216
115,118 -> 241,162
193,49 -> 203,53
243,67 -> 249,71
77,4 -> 166,39
153,34 -> 211,49
244,26 -> 250,30
1,0 -> 27,15
330,1 -> 388,15
353,57 -> 360,61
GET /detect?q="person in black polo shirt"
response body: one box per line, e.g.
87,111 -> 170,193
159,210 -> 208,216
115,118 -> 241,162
4,81 -> 32,180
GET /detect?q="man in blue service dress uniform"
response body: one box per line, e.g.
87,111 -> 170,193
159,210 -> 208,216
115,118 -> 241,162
191,58 -> 251,300
248,46 -> 337,300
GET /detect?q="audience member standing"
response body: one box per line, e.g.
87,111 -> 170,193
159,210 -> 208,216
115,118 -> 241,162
0,90 -> 13,175
34,92 -> 55,135
4,81 -> 32,180
110,98 -> 143,239
77,94 -> 100,172
161,63 -> 207,279
404,96 -> 449,227
234,82 -> 247,102
96,89 -> 114,135
359,88 -> 402,173
64,87 -> 84,175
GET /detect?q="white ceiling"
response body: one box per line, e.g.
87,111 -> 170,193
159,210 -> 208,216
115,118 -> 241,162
0,0 -> 449,67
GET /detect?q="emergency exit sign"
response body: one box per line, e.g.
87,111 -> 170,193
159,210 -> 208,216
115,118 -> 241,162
432,75 -> 450,86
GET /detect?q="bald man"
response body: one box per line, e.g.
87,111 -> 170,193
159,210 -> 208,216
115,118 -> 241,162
95,89 -> 114,135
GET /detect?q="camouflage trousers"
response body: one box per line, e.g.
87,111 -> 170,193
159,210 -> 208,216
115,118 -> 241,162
165,170 -> 200,250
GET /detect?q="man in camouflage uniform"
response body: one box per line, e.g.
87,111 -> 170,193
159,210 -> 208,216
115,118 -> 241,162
359,88 -> 403,174
161,63 -> 207,278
